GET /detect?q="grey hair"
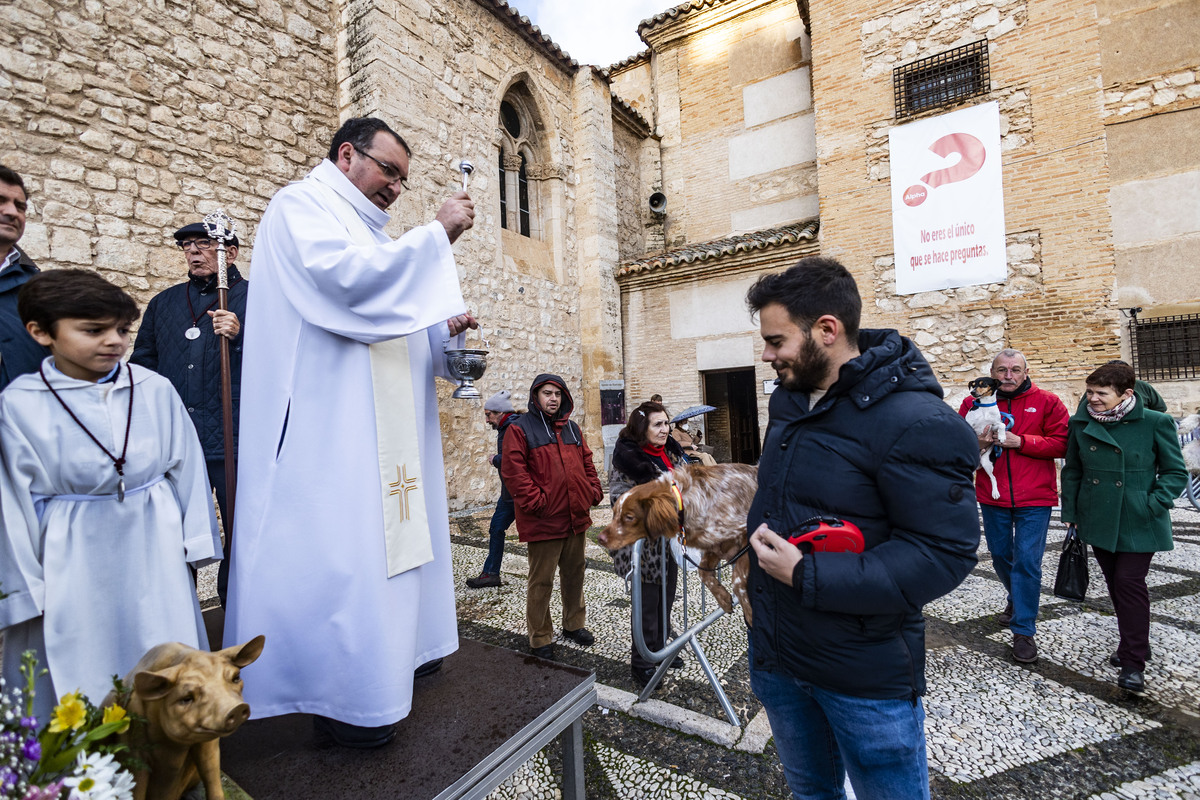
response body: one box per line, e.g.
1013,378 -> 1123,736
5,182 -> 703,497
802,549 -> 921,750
991,348 -> 1027,371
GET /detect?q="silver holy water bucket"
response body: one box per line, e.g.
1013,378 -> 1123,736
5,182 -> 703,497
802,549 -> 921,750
444,348 -> 489,399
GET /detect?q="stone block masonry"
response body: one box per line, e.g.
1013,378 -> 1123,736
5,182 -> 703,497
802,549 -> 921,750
0,0 -> 339,303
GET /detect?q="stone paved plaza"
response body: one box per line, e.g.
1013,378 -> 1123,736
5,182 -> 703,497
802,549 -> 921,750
184,498 -> 1200,799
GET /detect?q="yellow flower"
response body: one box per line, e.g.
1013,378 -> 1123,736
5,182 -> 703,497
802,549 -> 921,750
48,691 -> 87,732
102,704 -> 130,732
101,704 -> 127,724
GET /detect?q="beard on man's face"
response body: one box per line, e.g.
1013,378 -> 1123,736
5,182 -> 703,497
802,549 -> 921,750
777,333 -> 832,394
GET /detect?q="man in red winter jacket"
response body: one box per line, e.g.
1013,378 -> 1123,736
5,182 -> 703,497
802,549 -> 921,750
959,349 -> 1068,664
502,373 -> 604,660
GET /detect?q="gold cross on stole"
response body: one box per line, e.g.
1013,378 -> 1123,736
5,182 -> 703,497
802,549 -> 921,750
388,464 -> 420,521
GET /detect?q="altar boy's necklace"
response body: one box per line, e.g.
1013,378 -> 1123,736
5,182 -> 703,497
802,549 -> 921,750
39,362 -> 135,502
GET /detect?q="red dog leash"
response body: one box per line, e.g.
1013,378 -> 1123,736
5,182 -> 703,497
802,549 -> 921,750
668,476 -> 864,572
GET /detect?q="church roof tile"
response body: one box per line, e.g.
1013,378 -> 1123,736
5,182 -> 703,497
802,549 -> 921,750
616,219 -> 819,277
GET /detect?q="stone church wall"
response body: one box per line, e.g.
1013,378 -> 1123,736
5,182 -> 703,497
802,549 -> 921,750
0,0 -> 338,302
612,119 -> 646,264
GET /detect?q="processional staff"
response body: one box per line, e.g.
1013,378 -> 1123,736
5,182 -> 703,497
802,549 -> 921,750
202,209 -> 238,536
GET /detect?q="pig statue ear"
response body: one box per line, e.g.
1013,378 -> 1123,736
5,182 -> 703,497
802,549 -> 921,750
133,669 -> 177,701
223,635 -> 266,668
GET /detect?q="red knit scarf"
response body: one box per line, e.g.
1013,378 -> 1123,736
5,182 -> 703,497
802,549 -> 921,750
641,443 -> 673,473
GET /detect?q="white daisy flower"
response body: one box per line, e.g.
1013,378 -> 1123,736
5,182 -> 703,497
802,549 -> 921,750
63,751 -> 134,800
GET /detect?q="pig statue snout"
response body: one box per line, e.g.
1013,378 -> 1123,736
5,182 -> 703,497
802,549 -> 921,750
225,702 -> 250,733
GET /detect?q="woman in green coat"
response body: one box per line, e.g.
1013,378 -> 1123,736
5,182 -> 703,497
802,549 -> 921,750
1061,362 -> 1187,696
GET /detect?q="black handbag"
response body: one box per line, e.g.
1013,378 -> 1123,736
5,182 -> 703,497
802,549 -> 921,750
1053,525 -> 1089,602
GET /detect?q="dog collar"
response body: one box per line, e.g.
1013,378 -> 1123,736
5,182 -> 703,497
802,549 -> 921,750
972,398 -> 997,408
668,475 -> 686,547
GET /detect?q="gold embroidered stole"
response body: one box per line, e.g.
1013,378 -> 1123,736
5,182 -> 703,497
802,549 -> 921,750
370,337 -> 433,576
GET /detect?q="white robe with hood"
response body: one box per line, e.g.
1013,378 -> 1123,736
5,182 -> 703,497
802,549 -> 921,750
224,158 -> 466,725
0,361 -> 218,723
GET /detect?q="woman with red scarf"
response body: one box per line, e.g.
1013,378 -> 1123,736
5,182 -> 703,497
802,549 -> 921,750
607,401 -> 689,687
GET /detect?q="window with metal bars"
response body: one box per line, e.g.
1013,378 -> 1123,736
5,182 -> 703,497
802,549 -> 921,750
894,41 -> 989,119
1130,314 -> 1200,381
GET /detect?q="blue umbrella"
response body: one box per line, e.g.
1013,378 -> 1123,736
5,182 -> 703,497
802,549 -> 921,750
670,404 -> 717,424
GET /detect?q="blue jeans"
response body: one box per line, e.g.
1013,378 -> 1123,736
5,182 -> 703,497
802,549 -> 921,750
979,505 -> 1052,636
481,495 -> 516,575
750,663 -> 929,800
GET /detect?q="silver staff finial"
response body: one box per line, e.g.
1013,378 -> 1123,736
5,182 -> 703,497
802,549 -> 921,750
202,209 -> 237,244
202,209 -> 238,292
459,160 -> 474,192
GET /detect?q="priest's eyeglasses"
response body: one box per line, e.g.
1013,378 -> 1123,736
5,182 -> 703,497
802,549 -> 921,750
354,146 -> 408,189
178,238 -> 216,251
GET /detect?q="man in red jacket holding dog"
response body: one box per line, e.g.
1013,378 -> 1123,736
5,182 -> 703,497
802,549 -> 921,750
958,348 -> 1068,664
502,374 -> 604,659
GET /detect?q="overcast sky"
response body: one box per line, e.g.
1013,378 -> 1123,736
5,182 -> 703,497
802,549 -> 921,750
518,0 -> 673,67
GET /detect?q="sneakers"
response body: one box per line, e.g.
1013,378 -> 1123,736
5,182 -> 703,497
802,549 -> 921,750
1117,667 -> 1146,696
465,572 -> 501,589
998,601 -> 1014,626
563,627 -> 595,646
1012,633 -> 1037,663
530,644 -> 555,660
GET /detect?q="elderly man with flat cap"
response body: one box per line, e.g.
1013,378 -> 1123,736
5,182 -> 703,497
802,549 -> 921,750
131,222 -> 248,604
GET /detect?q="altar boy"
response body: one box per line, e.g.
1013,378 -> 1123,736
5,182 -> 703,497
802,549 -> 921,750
0,270 -> 220,723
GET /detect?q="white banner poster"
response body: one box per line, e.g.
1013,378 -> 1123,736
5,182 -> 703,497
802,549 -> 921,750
889,101 -> 1007,295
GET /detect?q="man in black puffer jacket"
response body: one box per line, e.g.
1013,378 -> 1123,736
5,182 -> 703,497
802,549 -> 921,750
745,257 -> 979,800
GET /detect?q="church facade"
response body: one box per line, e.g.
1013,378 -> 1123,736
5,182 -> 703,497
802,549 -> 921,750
3,0 -> 1197,507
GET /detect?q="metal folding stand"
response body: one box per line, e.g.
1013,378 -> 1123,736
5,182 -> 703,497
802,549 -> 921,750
629,538 -> 740,726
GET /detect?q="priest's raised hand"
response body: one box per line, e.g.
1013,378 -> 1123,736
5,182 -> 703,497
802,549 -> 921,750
437,190 -> 475,243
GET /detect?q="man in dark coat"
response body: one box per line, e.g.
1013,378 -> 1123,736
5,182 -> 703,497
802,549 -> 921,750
130,222 -> 248,603
745,257 -> 979,800
466,389 -> 520,588
0,165 -> 49,389
502,374 -> 603,659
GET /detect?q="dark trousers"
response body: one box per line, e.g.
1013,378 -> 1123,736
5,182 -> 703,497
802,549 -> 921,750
208,459 -> 233,604
1092,546 -> 1154,671
632,540 -> 678,671
481,495 -> 516,575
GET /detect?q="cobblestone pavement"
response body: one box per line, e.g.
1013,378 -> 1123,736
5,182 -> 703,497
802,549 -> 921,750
438,500 -> 1200,800
187,500 -> 1200,798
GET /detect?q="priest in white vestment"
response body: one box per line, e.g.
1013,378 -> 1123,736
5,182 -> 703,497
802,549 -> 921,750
225,117 -> 476,746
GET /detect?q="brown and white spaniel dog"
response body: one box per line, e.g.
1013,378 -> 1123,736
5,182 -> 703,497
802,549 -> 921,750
599,463 -> 758,626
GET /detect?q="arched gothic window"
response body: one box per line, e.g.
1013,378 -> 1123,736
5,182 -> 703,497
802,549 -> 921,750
498,90 -> 543,240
